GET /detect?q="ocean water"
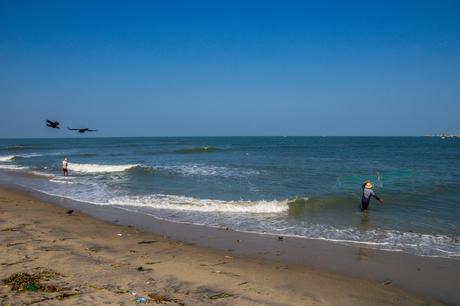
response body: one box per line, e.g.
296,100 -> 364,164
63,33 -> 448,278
0,137 -> 459,258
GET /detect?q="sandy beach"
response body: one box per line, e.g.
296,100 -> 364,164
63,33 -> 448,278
0,186 -> 450,305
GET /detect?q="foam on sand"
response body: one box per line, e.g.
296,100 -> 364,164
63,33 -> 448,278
109,194 -> 289,213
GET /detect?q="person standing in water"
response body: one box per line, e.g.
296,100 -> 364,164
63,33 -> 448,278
361,180 -> 383,213
62,157 -> 69,177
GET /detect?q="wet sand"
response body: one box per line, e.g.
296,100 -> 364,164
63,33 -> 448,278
0,186 -> 453,305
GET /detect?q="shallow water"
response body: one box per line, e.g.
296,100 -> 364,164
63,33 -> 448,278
0,137 -> 459,258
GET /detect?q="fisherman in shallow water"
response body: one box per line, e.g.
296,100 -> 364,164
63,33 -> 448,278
361,180 -> 383,213
62,157 -> 69,177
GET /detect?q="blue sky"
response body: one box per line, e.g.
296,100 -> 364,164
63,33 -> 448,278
1,0 -> 459,137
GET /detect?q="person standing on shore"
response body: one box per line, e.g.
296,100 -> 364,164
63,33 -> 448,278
361,180 -> 383,213
62,157 -> 69,177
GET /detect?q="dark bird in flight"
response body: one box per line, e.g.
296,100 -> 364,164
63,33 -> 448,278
46,120 -> 60,129
67,127 -> 98,133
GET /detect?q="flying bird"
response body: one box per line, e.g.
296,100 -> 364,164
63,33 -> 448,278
67,127 -> 98,133
46,120 -> 60,129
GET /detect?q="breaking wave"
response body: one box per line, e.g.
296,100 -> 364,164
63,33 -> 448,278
0,153 -> 42,162
0,155 -> 15,162
67,163 -> 140,173
109,194 -> 289,213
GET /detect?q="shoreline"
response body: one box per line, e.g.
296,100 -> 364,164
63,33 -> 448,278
0,183 -> 459,304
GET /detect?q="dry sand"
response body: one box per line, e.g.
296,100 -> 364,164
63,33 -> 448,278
0,187 -> 444,305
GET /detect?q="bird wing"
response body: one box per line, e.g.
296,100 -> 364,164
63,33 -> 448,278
46,120 -> 53,124
67,127 -> 79,131
87,129 -> 98,132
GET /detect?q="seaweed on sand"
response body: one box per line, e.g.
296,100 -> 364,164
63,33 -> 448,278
2,270 -> 63,292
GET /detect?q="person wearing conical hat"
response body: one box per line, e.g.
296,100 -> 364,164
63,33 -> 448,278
361,180 -> 383,213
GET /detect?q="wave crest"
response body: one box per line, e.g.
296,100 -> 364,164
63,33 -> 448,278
0,153 -> 42,162
109,194 -> 289,213
68,163 -> 140,173
0,155 -> 15,162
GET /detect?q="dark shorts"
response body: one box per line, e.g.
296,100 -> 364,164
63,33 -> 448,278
63,168 -> 68,172
361,199 -> 370,211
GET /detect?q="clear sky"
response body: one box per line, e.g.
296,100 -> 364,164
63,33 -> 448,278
1,0 -> 459,137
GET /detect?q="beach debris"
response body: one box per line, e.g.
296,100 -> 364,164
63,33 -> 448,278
6,242 -> 25,247
111,263 -> 129,269
42,284 -> 60,292
224,255 -> 234,259
2,270 -> 62,292
55,292 -> 78,300
147,293 -> 172,303
85,247 -> 99,253
130,291 -> 138,295
276,265 -> 289,270
278,236 -> 284,241
114,288 -> 130,294
135,296 -> 149,303
2,272 -> 40,291
382,280 -> 393,286
25,283 -> 39,292
138,240 -> 158,244
209,292 -> 233,300
236,239 -> 241,243
1,258 -> 31,267
1,227 -> 18,231
200,261 -> 227,267
130,249 -> 137,253
117,233 -> 123,236
136,266 -> 152,272
237,281 -> 249,286
66,209 -> 74,214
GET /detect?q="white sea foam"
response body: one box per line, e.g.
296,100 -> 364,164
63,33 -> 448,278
0,153 -> 42,162
109,194 -> 289,213
157,164 -> 261,178
18,153 -> 42,158
28,171 -> 55,178
0,164 -> 28,170
67,163 -> 139,173
49,178 -> 75,184
0,155 -> 15,162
